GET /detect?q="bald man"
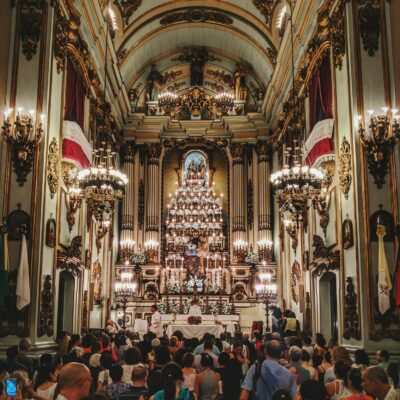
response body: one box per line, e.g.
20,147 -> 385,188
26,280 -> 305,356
55,362 -> 92,400
362,366 -> 400,400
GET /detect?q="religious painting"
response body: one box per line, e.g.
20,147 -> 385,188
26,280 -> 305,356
183,150 -> 208,184
45,218 -> 56,248
370,207 -> 394,242
342,218 -> 354,249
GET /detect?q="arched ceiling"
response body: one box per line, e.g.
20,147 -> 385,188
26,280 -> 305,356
109,0 -> 287,106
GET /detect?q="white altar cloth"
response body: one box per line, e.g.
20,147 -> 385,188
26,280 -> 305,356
166,324 -> 224,339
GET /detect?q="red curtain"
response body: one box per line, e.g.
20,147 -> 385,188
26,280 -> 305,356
309,56 -> 333,130
65,58 -> 85,130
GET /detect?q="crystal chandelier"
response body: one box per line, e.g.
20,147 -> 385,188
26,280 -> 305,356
77,6 -> 127,226
158,90 -> 178,114
270,6 -> 324,226
214,91 -> 234,115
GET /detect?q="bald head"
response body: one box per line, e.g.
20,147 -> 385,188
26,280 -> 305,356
57,362 -> 92,399
362,366 -> 390,398
363,366 -> 389,384
266,340 -> 282,359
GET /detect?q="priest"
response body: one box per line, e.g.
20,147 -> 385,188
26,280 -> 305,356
149,304 -> 163,338
188,299 -> 202,317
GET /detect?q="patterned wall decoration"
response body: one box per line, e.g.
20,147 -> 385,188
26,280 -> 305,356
47,138 -> 60,199
338,137 -> 352,199
160,9 -> 233,26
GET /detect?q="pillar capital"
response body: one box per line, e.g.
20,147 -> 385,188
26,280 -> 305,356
230,143 -> 246,165
146,143 -> 161,165
120,141 -> 137,163
255,140 -> 272,163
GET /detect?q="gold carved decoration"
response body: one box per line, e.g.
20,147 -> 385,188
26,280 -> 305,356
338,137 -> 352,199
253,0 -> 281,28
82,290 -> 88,330
164,70 -> 183,83
286,222 -> 298,252
290,260 -> 302,304
160,9 -> 233,26
358,0 -> 381,57
47,138 -> 60,199
115,0 -> 142,25
330,1 -> 346,70
91,260 -> 103,305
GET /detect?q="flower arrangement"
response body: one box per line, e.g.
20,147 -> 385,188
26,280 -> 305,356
186,276 -> 204,293
130,251 -> 147,265
245,251 -> 260,266
208,283 -> 220,294
166,281 -> 180,294
188,316 -> 202,325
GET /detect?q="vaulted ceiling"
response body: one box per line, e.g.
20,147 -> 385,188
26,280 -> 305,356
107,0 -> 288,112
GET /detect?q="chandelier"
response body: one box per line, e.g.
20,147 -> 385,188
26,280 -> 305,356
270,6 -> 324,226
214,91 -> 234,115
77,6 -> 127,226
158,90 -> 179,114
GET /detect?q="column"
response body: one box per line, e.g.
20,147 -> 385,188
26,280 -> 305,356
120,142 -> 136,245
255,141 -> 272,243
230,143 -> 246,243
144,143 -> 161,251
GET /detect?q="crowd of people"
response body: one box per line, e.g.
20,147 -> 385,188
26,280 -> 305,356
1,308 -> 399,400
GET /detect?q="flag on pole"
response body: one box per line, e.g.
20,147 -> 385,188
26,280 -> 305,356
394,225 -> 400,309
16,233 -> 30,310
0,225 -> 9,306
377,225 -> 392,315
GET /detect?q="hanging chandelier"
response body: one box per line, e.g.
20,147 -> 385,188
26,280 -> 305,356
270,5 -> 325,225
77,5 -> 127,226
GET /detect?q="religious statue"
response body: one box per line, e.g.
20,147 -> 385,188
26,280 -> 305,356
197,236 -> 209,273
186,232 -> 200,256
234,64 -> 247,100
147,64 -> 164,101
190,54 -> 204,86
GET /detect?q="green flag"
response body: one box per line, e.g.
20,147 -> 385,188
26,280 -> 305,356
0,224 -> 9,306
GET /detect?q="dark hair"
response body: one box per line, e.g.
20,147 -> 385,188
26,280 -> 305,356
101,335 -> 110,349
201,353 -> 214,368
124,347 -> 143,365
233,341 -> 243,350
387,363 -> 399,388
312,354 -> 323,368
151,304 -> 158,311
40,353 -> 53,367
169,337 -> 178,347
220,333 -> 227,341
301,350 -> 311,362
82,334 -> 94,348
218,352 -> 230,367
155,345 -> 171,365
173,348 -> 188,368
316,334 -> 326,348
161,362 -> 183,400
348,368 -> 363,392
6,346 -> 19,360
253,332 -> 262,341
68,334 -> 81,351
354,349 -> 370,366
172,330 -> 183,341
100,352 -> 114,370
114,335 -> 127,349
299,380 -> 327,400
182,352 -> 194,368
380,350 -> 390,361
204,340 -> 213,351
323,351 -> 331,363
34,364 -> 57,390
109,364 -> 123,382
303,336 -> 312,346
272,389 -> 292,400
92,341 -> 101,354
0,360 -> 7,373
215,339 -> 223,352
334,361 -> 351,381
266,341 -> 282,359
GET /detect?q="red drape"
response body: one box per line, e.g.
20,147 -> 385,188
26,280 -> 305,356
309,56 -> 333,130
65,58 -> 85,130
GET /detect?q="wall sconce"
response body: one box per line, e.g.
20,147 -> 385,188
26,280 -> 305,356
257,239 -> 274,262
358,107 -> 400,188
233,239 -> 248,263
2,108 -> 44,186
144,239 -> 159,264
66,187 -> 82,232
120,239 -> 135,261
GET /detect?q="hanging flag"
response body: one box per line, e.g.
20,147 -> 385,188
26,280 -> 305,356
0,225 -> 9,306
16,234 -> 30,311
377,225 -> 392,315
394,226 -> 400,309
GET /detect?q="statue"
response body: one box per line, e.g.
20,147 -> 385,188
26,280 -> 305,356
234,64 -> 247,100
147,64 -> 164,101
190,55 -> 204,86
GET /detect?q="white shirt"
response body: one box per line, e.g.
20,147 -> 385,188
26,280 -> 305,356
150,311 -> 163,338
188,304 -> 202,317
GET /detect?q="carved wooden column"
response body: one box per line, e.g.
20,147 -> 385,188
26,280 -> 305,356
230,143 -> 246,245
120,142 -> 136,245
255,141 -> 272,243
144,143 -> 161,259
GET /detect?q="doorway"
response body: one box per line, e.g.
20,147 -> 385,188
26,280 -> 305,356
57,271 -> 75,336
319,272 -> 338,341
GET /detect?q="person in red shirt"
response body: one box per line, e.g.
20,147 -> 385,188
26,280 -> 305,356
253,331 -> 263,353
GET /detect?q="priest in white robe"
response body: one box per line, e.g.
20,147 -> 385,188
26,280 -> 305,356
149,304 -> 163,338
188,299 -> 202,317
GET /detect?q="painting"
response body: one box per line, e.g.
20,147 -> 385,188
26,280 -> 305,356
342,218 -> 354,249
183,151 -> 208,184
45,217 -> 56,248
370,206 -> 394,242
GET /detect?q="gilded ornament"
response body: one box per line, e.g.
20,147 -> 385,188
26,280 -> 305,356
338,137 -> 352,199
343,277 -> 361,340
47,138 -> 60,199
290,261 -> 302,304
160,9 -> 233,26
253,0 -> 281,27
330,1 -> 346,70
115,0 -> 142,25
38,275 -> 53,337
358,0 -> 381,57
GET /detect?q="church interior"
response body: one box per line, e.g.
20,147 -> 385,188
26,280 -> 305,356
0,0 -> 399,359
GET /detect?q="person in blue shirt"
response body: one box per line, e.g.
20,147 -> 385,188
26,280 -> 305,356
240,340 -> 297,400
193,334 -> 220,356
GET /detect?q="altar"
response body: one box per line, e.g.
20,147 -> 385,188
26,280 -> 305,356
162,314 -> 239,339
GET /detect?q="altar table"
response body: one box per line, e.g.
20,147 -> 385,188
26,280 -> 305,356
166,323 -> 224,340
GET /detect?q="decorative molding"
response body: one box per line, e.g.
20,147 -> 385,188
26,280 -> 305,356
286,223 -> 298,252
230,143 -> 246,165
253,0 -> 281,27
247,180 -> 254,230
330,1 -> 346,70
290,261 -> 302,304
114,0 -> 142,25
19,0 -> 45,60
304,291 -> 312,334
338,137 -> 352,199
358,0 -> 381,57
206,69 -> 232,84
164,70 -> 183,83
308,235 -> 340,276
255,140 -> 272,163
57,236 -> 85,276
146,143 -> 161,165
343,277 -> 361,340
82,290 -> 88,331
47,138 -> 60,199
95,224 -> 108,254
160,9 -> 233,26
38,275 -> 53,337
121,141 -> 136,163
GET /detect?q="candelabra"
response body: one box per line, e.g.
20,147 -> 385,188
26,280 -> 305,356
358,107 -> 400,188
115,271 -> 136,329
255,272 -> 277,332
258,239 -> 273,262
66,187 -> 82,232
158,91 -> 179,115
233,239 -> 248,263
120,239 -> 135,261
214,91 -> 234,115
144,239 -> 159,264
2,108 -> 44,186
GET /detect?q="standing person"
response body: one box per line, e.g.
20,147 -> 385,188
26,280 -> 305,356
150,362 -> 192,400
150,305 -> 163,338
376,350 -> 390,371
325,361 -> 352,399
118,365 -> 149,400
182,353 -> 196,392
122,347 -> 143,384
240,340 -> 296,400
193,341 -> 219,372
148,346 -> 172,396
55,362 -> 92,400
96,352 -> 114,393
106,364 -> 131,400
342,368 -> 373,400
362,366 -> 400,400
282,311 -> 300,338
286,346 -> 310,384
35,364 -> 58,400
194,354 -> 220,400
324,346 -> 352,384
16,338 -> 34,378
301,350 -> 318,380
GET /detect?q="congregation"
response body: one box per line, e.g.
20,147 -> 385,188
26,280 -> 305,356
0,309 -> 399,400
